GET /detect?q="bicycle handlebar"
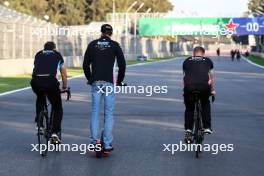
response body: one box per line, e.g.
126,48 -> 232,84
60,87 -> 71,101
211,95 -> 215,103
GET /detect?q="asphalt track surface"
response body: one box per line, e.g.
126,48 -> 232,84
0,57 -> 264,176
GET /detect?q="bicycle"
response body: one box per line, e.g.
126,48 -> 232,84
192,91 -> 215,158
37,87 -> 71,157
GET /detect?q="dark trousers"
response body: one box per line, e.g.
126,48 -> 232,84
31,77 -> 63,133
184,84 -> 211,130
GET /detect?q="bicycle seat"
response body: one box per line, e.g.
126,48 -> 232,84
191,91 -> 201,100
191,91 -> 201,95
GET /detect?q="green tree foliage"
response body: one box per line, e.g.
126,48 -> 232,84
0,0 -> 48,17
0,0 -> 87,25
0,0 -> 173,25
85,0 -> 112,22
85,0 -> 173,22
46,0 -> 87,25
248,0 -> 264,15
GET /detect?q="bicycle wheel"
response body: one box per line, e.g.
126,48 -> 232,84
196,128 -> 203,158
37,111 -> 49,157
194,102 -> 203,158
194,119 -> 200,158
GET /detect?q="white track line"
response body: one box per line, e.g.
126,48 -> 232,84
0,87 -> 32,97
0,58 -> 178,97
242,56 -> 264,69
127,57 -> 177,67
0,75 -> 87,97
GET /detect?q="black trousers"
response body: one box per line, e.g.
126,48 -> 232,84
31,77 -> 63,133
184,84 -> 211,130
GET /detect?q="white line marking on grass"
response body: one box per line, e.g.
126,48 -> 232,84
0,57 -> 178,97
0,87 -> 31,97
0,75 -> 85,97
242,56 -> 264,69
127,57 -> 177,67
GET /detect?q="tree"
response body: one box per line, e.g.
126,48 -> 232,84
85,0 -> 174,22
0,0 -> 48,18
248,0 -> 264,15
85,0 -> 112,22
46,0 -> 87,25
248,0 -> 264,52
0,0 -> 173,25
0,0 -> 87,25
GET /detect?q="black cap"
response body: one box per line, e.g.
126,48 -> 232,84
101,24 -> 113,33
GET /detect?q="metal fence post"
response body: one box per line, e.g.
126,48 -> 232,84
21,24 -> 25,59
3,23 -> 7,59
29,26 -> 33,58
12,23 -> 16,59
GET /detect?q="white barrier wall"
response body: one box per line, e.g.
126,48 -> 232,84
0,59 -> 34,76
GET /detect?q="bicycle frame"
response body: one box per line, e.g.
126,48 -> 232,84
44,97 -> 54,137
37,87 -> 71,156
193,92 -> 204,158
42,87 -> 71,138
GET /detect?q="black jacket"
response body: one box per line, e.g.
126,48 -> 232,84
83,36 -> 126,84
183,56 -> 214,85
32,50 -> 64,77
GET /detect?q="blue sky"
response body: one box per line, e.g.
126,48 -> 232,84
169,0 -> 249,17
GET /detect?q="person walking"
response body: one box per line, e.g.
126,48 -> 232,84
83,24 -> 126,152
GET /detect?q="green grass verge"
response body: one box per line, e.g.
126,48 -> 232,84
67,67 -> 84,77
247,55 -> 264,66
0,56 -> 175,94
0,75 -> 31,94
126,57 -> 174,65
0,68 -> 82,94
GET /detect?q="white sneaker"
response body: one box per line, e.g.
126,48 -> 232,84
51,133 -> 61,144
35,123 -> 44,134
186,129 -> 193,133
203,128 -> 213,134
184,129 -> 193,144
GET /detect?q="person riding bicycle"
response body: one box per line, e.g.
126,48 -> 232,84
31,41 -> 68,143
83,24 -> 126,152
183,46 -> 216,143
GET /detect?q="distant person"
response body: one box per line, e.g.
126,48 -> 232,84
231,49 -> 235,61
83,24 -> 126,153
31,41 -> 68,143
182,46 -> 216,143
236,49 -> 241,61
216,48 -> 220,57
245,50 -> 250,57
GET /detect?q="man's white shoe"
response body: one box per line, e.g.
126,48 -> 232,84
35,123 -> 44,134
51,133 -> 61,144
184,129 -> 193,144
203,128 -> 213,134
186,129 -> 193,133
